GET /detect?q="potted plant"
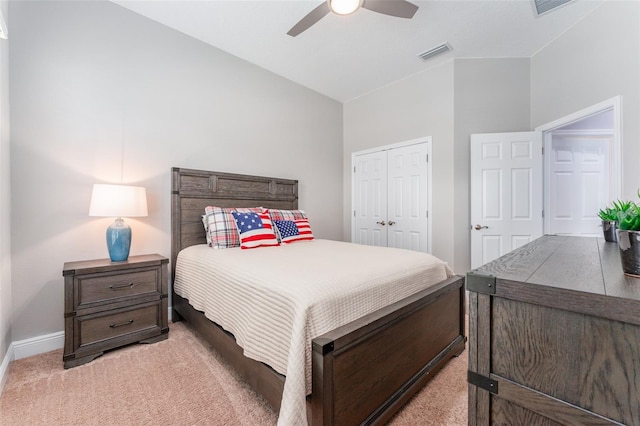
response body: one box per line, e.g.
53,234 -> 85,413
598,204 -> 619,242
616,200 -> 640,277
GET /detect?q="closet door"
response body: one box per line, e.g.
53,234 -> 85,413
353,141 -> 430,253
387,144 -> 429,252
353,151 -> 388,247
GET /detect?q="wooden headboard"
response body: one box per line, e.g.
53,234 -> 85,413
170,167 -> 298,279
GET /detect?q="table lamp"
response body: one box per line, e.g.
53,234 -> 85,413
89,184 -> 148,262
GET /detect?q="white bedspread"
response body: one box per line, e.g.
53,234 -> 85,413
174,239 -> 453,426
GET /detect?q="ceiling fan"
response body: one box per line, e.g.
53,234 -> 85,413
287,0 -> 419,37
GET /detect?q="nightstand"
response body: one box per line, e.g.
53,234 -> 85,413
62,254 -> 169,368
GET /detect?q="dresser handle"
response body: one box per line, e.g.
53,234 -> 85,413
109,282 -> 134,290
109,320 -> 134,328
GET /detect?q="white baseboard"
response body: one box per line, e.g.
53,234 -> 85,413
0,342 -> 14,393
13,331 -> 64,360
0,331 -> 63,394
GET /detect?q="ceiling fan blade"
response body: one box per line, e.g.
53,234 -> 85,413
362,0 -> 419,19
287,2 -> 331,37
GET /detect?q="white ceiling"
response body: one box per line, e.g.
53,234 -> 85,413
113,0 -> 605,102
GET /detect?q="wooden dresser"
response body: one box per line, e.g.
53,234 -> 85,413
467,235 -> 640,425
63,254 -> 169,368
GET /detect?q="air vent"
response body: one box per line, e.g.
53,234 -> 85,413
418,42 -> 452,62
533,0 -> 573,16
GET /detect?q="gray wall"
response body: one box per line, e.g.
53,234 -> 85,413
343,61 -> 456,268
0,0 -> 11,363
531,0 -> 640,200
453,58 -> 531,273
9,1 -> 343,341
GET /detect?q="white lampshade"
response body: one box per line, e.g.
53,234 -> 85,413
89,184 -> 148,218
329,0 -> 362,15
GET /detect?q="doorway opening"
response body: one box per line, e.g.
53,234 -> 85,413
536,96 -> 621,236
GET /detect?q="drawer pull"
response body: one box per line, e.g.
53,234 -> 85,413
109,320 -> 134,328
109,282 -> 134,290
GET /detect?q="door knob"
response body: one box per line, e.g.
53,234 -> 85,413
376,221 -> 386,226
388,221 -> 396,226
474,224 -> 489,230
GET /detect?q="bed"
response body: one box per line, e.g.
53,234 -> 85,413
170,167 -> 466,426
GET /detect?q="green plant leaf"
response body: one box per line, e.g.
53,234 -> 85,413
618,203 -> 640,231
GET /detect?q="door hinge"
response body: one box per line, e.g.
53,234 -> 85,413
468,371 -> 498,394
353,210 -> 356,217
542,210 -> 544,218
426,210 -> 429,218
542,147 -> 544,155
426,154 -> 429,162
353,166 -> 356,173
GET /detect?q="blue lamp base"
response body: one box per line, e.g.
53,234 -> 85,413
106,217 -> 131,262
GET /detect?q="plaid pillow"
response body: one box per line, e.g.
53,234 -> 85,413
269,209 -> 307,222
204,206 -> 263,249
231,210 -> 280,249
274,219 -> 314,244
269,210 -> 308,241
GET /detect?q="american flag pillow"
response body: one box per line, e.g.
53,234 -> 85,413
269,209 -> 307,241
274,219 -> 315,244
204,206 -> 263,249
231,210 -> 280,249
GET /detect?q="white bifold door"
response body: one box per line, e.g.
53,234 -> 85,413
353,142 -> 431,253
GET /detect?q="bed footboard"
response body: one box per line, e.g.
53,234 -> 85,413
310,275 -> 466,426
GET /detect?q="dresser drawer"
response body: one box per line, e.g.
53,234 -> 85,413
75,302 -> 161,350
74,267 -> 160,310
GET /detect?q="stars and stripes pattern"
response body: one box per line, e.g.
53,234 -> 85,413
269,209 -> 308,242
231,210 -> 279,249
274,219 -> 315,244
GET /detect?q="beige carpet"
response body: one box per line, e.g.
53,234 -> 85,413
0,322 -> 467,425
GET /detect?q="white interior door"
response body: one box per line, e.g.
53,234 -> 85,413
470,132 -> 543,269
353,151 -> 388,247
546,134 -> 612,236
386,143 -> 429,252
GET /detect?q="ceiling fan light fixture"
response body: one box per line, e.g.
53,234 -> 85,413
288,0 -> 417,37
328,0 -> 363,16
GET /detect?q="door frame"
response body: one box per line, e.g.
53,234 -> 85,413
535,96 -> 622,233
351,137 -> 433,253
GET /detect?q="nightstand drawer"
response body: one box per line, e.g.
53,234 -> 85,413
77,302 -> 161,349
75,268 -> 160,309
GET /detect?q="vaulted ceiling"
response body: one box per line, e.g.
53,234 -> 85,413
113,0 -> 604,102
